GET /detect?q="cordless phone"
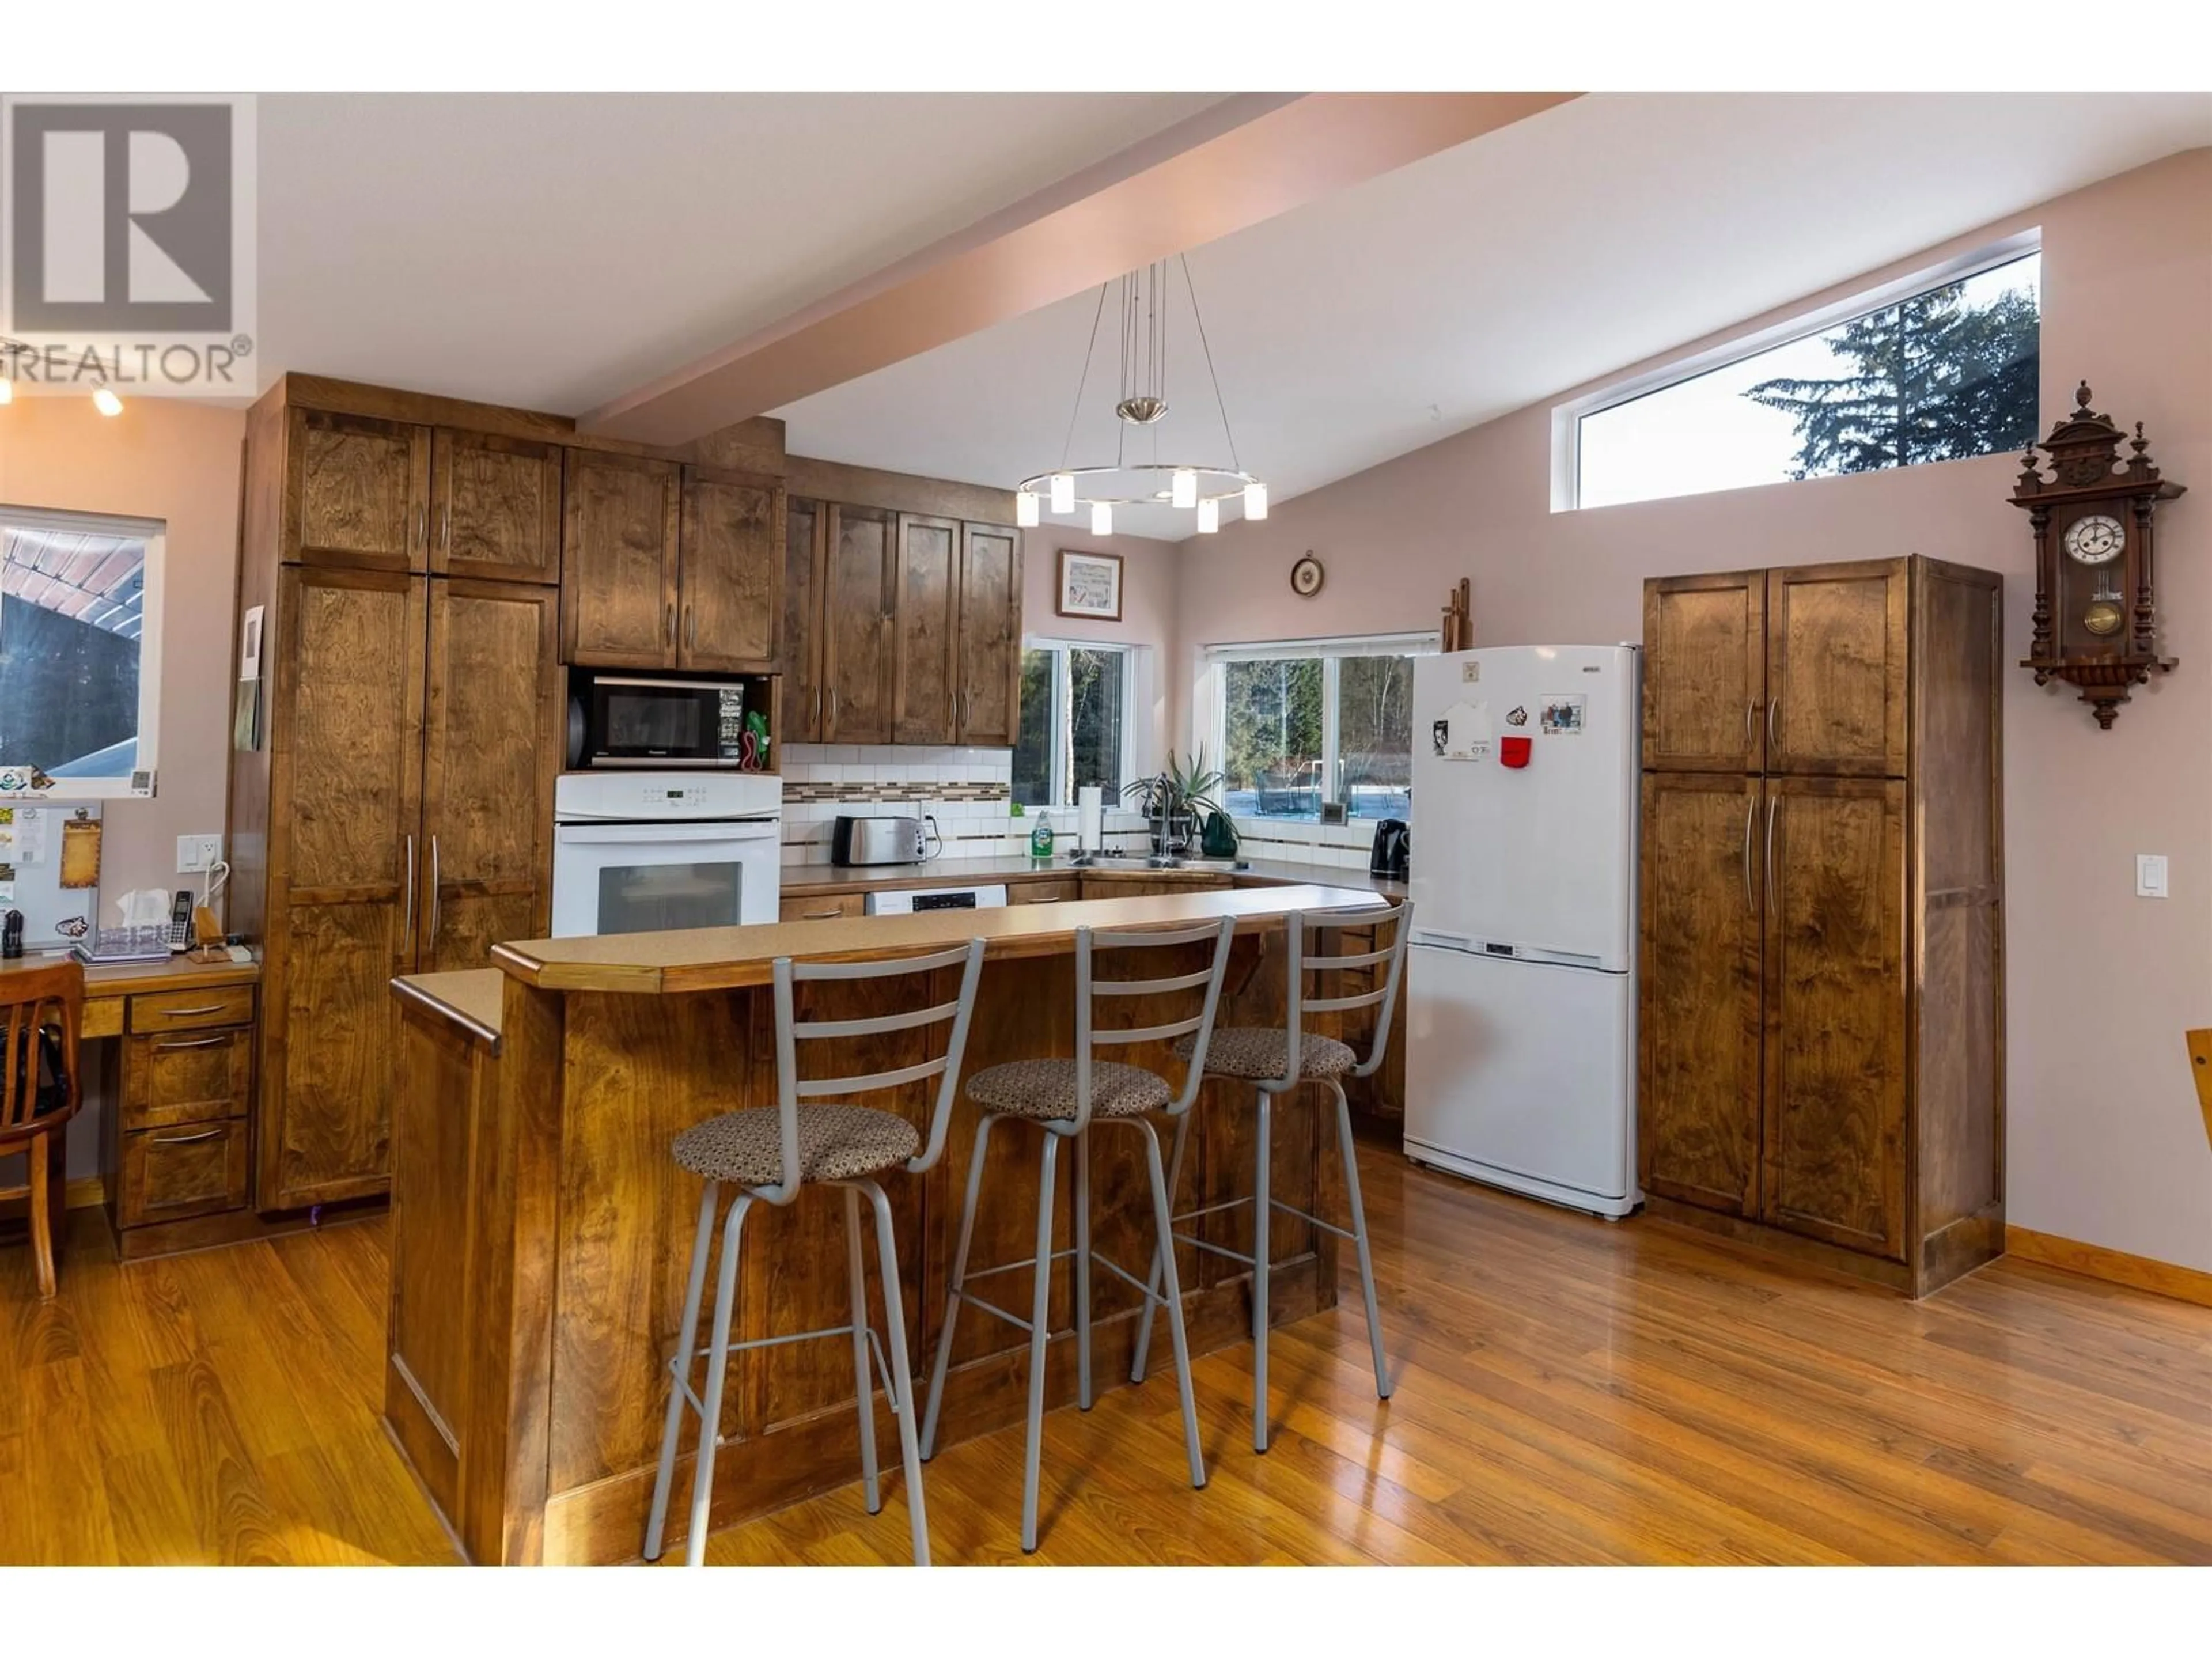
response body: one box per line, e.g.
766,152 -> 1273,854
169,888 -> 195,951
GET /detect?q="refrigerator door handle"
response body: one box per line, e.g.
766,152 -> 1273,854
1742,793 -> 1756,910
1765,795 -> 1779,919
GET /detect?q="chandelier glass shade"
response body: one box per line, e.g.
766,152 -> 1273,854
1018,256 -> 1259,536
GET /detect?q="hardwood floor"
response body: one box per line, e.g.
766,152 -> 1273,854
4,1130 -> 2209,1566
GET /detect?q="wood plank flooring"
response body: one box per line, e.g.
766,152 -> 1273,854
4,1131 -> 2209,1565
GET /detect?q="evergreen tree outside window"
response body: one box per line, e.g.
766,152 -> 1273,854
1574,248 -> 2039,510
1013,642 -> 1130,808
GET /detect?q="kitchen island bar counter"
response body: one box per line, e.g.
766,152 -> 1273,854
489,882 -> 1385,992
389,884 -> 1388,1564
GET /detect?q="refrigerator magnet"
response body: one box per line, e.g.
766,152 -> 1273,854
1431,700 -> 1493,762
1539,695 -> 1586,736
1500,736 -> 1533,768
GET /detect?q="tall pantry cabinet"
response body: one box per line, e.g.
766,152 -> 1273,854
231,389 -> 563,1213
1637,556 -> 2005,1296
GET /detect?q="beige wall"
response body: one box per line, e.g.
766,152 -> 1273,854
1177,147 -> 2212,1272
1024,526 -> 1184,770
0,394 -> 247,1180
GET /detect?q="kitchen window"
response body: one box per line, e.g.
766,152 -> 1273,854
0,505 -> 164,796
1013,640 -> 1133,809
1563,236 -> 2041,511
1203,632 -> 1434,823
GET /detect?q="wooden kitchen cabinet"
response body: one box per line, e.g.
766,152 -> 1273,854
419,579 -> 563,971
258,565 -> 426,1211
1641,569 -> 1766,772
561,449 -> 681,668
1637,556 -> 2003,1296
431,428 -> 562,583
893,513 -> 960,744
679,466 -> 782,673
821,503 -> 897,743
956,522 -> 1023,747
782,498 -> 827,741
1638,771 -> 1764,1219
288,408 -> 431,573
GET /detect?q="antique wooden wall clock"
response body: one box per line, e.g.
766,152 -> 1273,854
2012,381 -> 2187,728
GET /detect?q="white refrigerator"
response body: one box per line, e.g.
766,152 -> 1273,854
1403,645 -> 1640,1218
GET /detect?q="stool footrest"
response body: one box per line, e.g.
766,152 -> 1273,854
1088,1248 -> 1176,1309
949,1286 -> 1035,1334
1267,1198 -> 1359,1243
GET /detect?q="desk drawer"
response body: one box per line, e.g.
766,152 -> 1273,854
118,1118 -> 251,1228
122,1027 -> 254,1132
779,892 -> 865,922
128,984 -> 255,1033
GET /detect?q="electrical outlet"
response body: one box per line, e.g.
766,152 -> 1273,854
177,833 -> 224,873
2136,853 -> 2169,899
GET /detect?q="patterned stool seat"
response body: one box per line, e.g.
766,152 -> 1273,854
673,1104 -> 919,1187
1173,1025 -> 1357,1080
965,1058 -> 1173,1122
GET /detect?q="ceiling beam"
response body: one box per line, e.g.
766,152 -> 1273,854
581,91 -> 1579,447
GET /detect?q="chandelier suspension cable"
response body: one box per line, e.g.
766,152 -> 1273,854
1058,282 -> 1110,474
1179,253 -> 1240,474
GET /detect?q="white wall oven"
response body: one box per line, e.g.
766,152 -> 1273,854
550,772 -> 781,937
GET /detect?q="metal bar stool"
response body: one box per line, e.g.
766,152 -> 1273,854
643,938 -> 987,1567
917,914 -> 1236,1554
1131,900 -> 1412,1452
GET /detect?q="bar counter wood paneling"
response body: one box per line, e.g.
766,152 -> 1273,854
387,886 -> 1384,1564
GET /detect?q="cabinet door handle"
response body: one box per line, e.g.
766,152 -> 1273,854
403,832 -> 417,946
429,835 -> 441,947
1744,700 -> 1756,758
442,500 -> 452,553
687,605 -> 697,649
1767,695 -> 1780,758
150,1127 -> 224,1146
1765,796 -> 1779,919
813,686 -> 823,732
414,502 -> 425,551
665,601 -> 676,647
153,1035 -> 229,1051
828,686 -> 838,730
1741,794 -> 1756,911
157,1003 -> 228,1018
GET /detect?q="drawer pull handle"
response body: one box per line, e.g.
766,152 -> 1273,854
150,1127 -> 225,1146
157,1003 -> 229,1017
153,1035 -> 229,1051
802,909 -> 843,921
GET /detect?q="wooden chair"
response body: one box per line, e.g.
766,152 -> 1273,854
2,960 -> 85,1300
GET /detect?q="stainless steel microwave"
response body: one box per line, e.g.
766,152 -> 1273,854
566,672 -> 750,768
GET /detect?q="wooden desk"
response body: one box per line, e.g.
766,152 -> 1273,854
1,952 -> 262,1260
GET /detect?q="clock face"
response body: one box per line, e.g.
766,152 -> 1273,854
2063,513 -> 2126,566
1289,555 -> 1325,597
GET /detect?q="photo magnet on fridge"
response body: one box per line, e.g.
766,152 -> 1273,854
1539,695 -> 1587,736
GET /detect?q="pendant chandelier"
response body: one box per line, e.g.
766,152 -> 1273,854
1017,255 -> 1264,536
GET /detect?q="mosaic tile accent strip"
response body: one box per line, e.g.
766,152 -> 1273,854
782,779 -> 1010,804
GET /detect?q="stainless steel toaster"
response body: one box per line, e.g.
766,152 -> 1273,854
832,814 -> 932,866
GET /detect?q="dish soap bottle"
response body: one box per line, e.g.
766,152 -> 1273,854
1029,810 -> 1055,861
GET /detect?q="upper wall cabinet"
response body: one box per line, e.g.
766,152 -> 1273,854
677,467 -> 782,673
782,497 -> 827,743
821,504 -> 897,744
431,429 -> 563,584
955,522 -> 1022,747
1764,560 -> 1908,777
288,410 -> 431,573
561,450 -> 683,668
893,513 -> 960,745
1641,570 -> 1766,772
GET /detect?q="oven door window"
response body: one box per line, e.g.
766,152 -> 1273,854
594,859 -> 746,934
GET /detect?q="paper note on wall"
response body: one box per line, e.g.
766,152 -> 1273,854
0,806 -> 46,865
1430,699 -> 1493,762
60,815 -> 103,889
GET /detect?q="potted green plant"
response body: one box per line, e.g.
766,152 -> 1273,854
1122,747 -> 1228,859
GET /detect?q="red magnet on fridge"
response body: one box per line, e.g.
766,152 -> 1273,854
1500,736 -> 1533,768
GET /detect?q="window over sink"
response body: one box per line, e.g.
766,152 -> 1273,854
1200,631 -> 1434,823
0,505 -> 165,796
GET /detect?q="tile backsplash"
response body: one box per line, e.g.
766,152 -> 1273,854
776,745 -> 1388,870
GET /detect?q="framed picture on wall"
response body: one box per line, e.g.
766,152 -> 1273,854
1055,549 -> 1124,622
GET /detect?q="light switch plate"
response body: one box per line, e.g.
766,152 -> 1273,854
2137,853 -> 2169,899
177,833 -> 224,873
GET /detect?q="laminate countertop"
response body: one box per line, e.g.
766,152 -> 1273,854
487,882 -> 1388,995
778,854 -> 1408,902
